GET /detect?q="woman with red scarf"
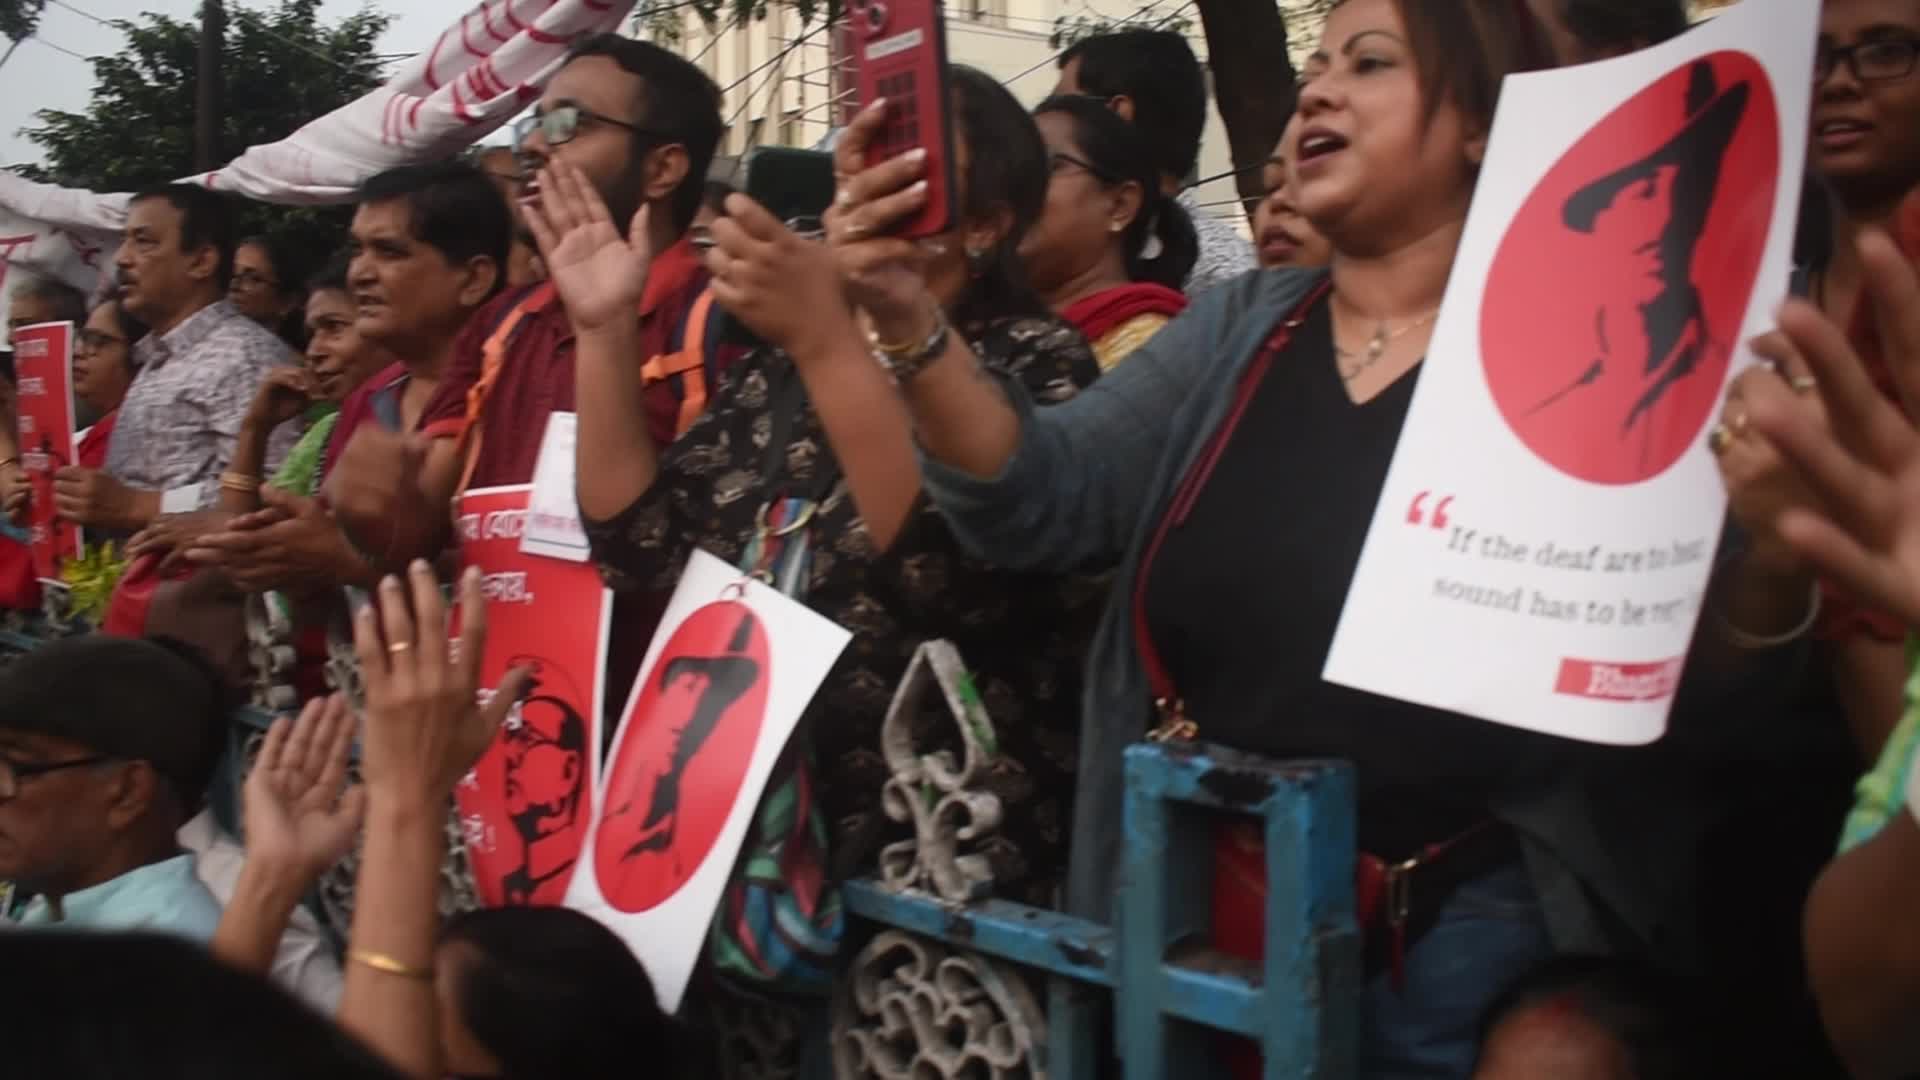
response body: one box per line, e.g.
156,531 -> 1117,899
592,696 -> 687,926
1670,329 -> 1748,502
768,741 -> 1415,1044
1020,94 -> 1200,369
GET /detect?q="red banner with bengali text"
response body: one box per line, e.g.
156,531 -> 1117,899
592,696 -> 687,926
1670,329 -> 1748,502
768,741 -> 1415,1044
13,322 -> 80,581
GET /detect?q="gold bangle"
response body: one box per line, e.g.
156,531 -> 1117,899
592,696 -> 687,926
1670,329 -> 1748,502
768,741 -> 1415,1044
869,303 -> 945,359
219,471 -> 261,494
347,947 -> 434,981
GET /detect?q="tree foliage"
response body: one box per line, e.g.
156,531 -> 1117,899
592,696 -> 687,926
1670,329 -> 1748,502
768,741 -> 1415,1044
0,0 -> 47,44
17,0 -> 392,262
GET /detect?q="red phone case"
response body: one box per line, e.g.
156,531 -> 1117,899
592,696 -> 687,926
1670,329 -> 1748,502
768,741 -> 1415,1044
847,0 -> 956,238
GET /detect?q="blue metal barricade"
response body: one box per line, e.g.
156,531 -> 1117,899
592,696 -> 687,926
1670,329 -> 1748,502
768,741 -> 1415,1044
840,743 -> 1360,1079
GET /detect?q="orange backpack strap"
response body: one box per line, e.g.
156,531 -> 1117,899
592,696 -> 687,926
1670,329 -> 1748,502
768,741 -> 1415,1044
639,288 -> 717,439
455,283 -> 556,500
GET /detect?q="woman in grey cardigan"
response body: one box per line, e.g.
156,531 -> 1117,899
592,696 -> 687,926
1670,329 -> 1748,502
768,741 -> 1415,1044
822,0 -> 1818,1072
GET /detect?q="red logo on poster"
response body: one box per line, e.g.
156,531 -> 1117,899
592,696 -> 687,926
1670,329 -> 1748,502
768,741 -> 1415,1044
1481,53 -> 1778,485
595,602 -> 770,914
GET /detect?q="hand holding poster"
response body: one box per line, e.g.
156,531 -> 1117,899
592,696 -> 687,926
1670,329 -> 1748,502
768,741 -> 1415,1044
1323,3 -> 1817,745
12,322 -> 81,582
453,485 -> 611,907
565,548 -> 851,1013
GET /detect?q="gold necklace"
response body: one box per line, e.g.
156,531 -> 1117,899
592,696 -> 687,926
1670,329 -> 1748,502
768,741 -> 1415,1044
1331,299 -> 1438,382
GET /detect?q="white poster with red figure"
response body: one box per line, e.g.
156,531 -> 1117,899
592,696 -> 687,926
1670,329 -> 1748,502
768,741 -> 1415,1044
453,485 -> 611,907
565,548 -> 850,1013
12,322 -> 81,582
1323,2 -> 1816,745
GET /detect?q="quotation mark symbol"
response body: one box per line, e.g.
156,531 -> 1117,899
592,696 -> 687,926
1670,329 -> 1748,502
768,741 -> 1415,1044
1406,491 -> 1453,529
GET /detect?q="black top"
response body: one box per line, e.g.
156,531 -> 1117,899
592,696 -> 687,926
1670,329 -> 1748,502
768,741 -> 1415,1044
1143,303 -> 1567,858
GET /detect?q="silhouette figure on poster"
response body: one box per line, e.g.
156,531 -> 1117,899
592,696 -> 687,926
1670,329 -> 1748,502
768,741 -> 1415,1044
1525,60 -> 1750,464
498,657 -> 590,904
607,612 -> 763,862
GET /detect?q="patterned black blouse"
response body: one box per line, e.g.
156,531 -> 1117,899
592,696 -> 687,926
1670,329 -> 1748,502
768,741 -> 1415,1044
582,314 -> 1103,903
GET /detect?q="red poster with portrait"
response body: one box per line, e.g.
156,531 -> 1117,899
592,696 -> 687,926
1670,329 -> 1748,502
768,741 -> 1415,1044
12,321 -> 80,581
452,485 -> 610,907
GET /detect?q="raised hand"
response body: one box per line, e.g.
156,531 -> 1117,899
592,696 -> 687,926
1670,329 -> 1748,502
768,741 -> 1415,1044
353,560 -> 526,804
243,693 -> 367,883
825,98 -> 942,344
520,160 -> 652,336
1747,230 -> 1920,628
1714,330 -> 1830,576
706,194 -> 857,360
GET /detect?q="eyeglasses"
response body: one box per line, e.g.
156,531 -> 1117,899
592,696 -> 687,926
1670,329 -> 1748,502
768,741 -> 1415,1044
1049,152 -> 1115,184
512,104 -> 670,152
1816,38 -> 1920,84
0,754 -> 112,800
77,329 -> 126,355
231,269 -> 280,292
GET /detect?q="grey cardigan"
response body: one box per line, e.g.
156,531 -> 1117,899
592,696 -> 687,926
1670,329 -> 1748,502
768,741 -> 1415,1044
921,266 -> 1809,960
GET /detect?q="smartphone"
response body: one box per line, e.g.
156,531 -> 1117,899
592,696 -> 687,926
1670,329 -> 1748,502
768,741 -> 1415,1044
846,0 -> 957,238
712,148 -> 839,348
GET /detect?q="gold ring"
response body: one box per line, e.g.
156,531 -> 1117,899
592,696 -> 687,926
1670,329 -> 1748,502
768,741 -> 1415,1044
1708,423 -> 1733,455
387,641 -> 412,654
835,187 -> 855,209
1790,374 -> 1818,394
1730,411 -> 1750,435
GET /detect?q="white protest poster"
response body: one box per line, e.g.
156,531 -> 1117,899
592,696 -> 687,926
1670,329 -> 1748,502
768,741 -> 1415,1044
522,412 -> 591,563
1323,2 -> 1816,746
564,548 -> 851,1012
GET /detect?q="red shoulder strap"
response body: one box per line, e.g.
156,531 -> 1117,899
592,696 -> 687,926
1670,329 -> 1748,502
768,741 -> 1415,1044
1132,280 -> 1330,726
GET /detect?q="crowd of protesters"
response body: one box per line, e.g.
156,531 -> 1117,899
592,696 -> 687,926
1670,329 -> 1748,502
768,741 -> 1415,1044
3,0 -> 1920,1077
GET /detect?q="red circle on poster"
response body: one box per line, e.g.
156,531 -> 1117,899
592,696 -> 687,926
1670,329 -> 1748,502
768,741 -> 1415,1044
1480,52 -> 1778,486
594,601 -> 771,914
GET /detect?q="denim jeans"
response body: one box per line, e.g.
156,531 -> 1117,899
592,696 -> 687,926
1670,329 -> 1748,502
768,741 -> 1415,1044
1359,860 -> 1556,1078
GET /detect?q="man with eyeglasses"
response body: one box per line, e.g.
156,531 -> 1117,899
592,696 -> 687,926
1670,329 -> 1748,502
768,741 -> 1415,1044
0,634 -> 225,941
31,186 -> 294,535
326,34 -> 731,706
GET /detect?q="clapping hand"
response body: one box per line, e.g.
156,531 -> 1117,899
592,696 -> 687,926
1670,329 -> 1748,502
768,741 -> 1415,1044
1747,231 -> 1920,627
353,561 -> 526,804
185,487 -> 366,592
521,160 -> 653,336
243,692 -> 367,884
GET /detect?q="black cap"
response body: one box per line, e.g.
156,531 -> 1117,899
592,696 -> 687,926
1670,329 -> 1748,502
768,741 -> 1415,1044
0,635 -> 225,802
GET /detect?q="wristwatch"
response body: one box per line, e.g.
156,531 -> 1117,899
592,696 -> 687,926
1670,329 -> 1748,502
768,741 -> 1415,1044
869,307 -> 952,384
